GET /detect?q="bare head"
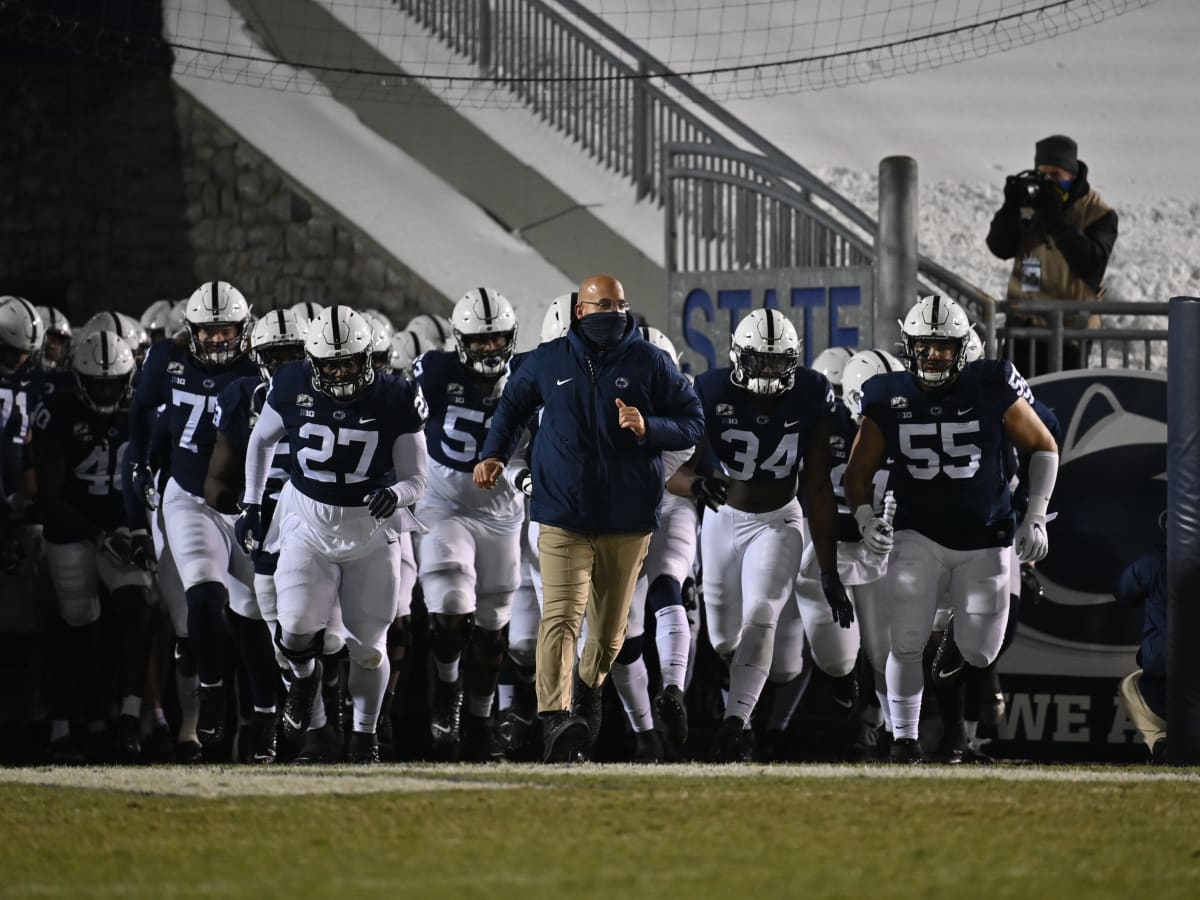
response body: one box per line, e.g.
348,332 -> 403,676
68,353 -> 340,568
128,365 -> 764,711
576,275 -> 628,318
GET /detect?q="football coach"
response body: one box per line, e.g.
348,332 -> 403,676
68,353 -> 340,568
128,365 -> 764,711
474,274 -> 704,762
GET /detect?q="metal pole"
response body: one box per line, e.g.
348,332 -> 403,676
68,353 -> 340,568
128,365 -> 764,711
876,156 -> 919,351
477,0 -> 492,75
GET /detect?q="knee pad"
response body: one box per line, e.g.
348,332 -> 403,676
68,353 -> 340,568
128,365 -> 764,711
322,629 -> 345,656
174,637 -> 197,678
615,633 -> 644,666
59,593 -> 101,628
430,612 -> 472,661
274,623 -> 325,663
508,645 -> 536,670
346,638 -> 386,670
469,624 -> 509,662
185,581 -> 228,615
647,575 -> 683,613
421,569 -> 475,615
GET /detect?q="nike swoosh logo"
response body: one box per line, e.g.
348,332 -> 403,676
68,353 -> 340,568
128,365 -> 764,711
957,407 -> 973,415
360,417 -> 376,424
431,724 -> 453,735
937,665 -> 964,681
784,420 -> 800,428
282,713 -> 303,732
556,378 -> 573,386
832,695 -> 855,709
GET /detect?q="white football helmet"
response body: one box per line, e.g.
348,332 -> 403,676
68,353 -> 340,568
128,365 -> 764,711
361,309 -> 395,339
541,293 -> 576,344
289,301 -> 325,336
35,305 -> 72,368
963,326 -> 985,364
639,325 -> 679,367
0,296 -> 44,375
451,288 -> 518,377
305,305 -> 375,401
79,311 -> 151,364
841,349 -> 906,423
388,330 -> 423,375
369,316 -> 394,373
140,299 -> 176,342
811,345 -> 855,390
72,330 -> 136,415
900,295 -> 972,388
185,281 -> 253,367
250,308 -> 306,382
404,312 -> 454,351
166,299 -> 189,337
730,309 -> 801,396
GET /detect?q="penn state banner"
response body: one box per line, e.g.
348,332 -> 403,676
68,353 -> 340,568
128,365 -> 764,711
995,368 -> 1166,762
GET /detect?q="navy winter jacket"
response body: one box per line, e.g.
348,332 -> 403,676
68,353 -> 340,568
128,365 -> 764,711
480,318 -> 704,535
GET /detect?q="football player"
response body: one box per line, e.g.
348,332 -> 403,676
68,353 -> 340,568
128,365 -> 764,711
79,311 -> 151,366
675,308 -> 852,762
141,299 -> 177,345
34,306 -> 72,369
33,331 -> 152,762
845,295 -> 1059,763
0,297 -> 43,573
289,301 -> 324,337
124,281 -> 260,754
415,288 -> 524,762
240,305 -> 428,764
203,309 -> 308,763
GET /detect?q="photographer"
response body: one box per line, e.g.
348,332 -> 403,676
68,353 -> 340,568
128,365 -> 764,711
986,135 -> 1118,372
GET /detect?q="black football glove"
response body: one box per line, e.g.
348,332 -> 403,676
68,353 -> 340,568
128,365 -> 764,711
235,504 -> 265,554
130,462 -> 159,511
364,487 -> 399,520
691,475 -> 728,512
128,528 -> 157,572
821,572 -> 855,629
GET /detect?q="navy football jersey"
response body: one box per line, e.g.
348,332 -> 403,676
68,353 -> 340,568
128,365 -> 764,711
694,366 -> 836,484
31,371 -> 130,542
414,350 -> 500,473
0,366 -> 38,446
266,361 -> 426,506
215,375 -> 291,522
827,402 -> 892,544
132,340 -> 258,498
862,359 -> 1030,550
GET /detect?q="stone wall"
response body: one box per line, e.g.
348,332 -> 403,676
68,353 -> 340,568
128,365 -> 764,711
0,60 -> 446,325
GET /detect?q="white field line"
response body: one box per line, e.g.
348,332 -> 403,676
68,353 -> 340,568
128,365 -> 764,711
0,761 -> 1196,797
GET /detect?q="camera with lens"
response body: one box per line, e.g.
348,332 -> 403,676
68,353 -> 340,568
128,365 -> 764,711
1006,169 -> 1045,204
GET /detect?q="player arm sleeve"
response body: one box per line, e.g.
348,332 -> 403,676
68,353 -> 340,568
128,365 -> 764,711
640,363 -> 706,450
389,431 -> 428,508
1022,450 -> 1058,522
479,359 -> 542,463
241,402 -> 287,506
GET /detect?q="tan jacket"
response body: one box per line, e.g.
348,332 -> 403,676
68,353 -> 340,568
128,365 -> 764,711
1007,189 -> 1113,329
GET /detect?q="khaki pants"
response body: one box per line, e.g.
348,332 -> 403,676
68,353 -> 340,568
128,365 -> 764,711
536,525 -> 651,713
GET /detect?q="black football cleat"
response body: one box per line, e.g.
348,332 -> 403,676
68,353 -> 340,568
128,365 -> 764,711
710,716 -> 754,763
430,678 -> 464,762
461,712 -> 506,763
653,684 -> 689,759
633,728 -> 664,764
174,739 -> 204,765
112,715 -> 143,764
346,730 -> 380,764
248,711 -> 278,765
572,667 -> 602,751
281,661 -> 323,744
293,720 -> 342,764
196,684 -> 227,749
889,737 -> 926,765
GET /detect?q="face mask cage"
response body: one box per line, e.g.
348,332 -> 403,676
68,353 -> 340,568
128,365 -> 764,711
732,346 -> 799,395
252,341 -> 305,381
76,372 -> 132,414
309,350 -> 375,402
904,335 -> 965,387
456,329 -> 515,377
189,321 -> 249,367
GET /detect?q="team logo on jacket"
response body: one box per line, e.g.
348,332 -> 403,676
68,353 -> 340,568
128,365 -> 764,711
615,376 -> 630,389
203,378 -> 216,389
167,362 -> 184,375
73,423 -> 90,438
1020,370 -> 1166,652
929,405 -> 943,416
296,394 -> 313,408
716,403 -> 735,417
756,415 -> 769,425
332,409 -> 347,420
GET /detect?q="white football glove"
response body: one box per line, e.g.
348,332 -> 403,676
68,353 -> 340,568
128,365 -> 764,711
855,498 -> 895,556
1014,514 -> 1049,563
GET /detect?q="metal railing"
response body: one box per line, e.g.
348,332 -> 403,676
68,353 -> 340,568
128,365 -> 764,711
395,0 -> 993,335
998,299 -> 1168,374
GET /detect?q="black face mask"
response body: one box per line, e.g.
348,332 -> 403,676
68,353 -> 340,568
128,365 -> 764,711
579,311 -> 627,348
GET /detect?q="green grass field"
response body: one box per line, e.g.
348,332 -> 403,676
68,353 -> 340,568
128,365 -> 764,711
2,763 -> 1198,899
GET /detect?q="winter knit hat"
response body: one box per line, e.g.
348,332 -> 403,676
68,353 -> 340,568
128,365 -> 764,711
1035,135 -> 1079,174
